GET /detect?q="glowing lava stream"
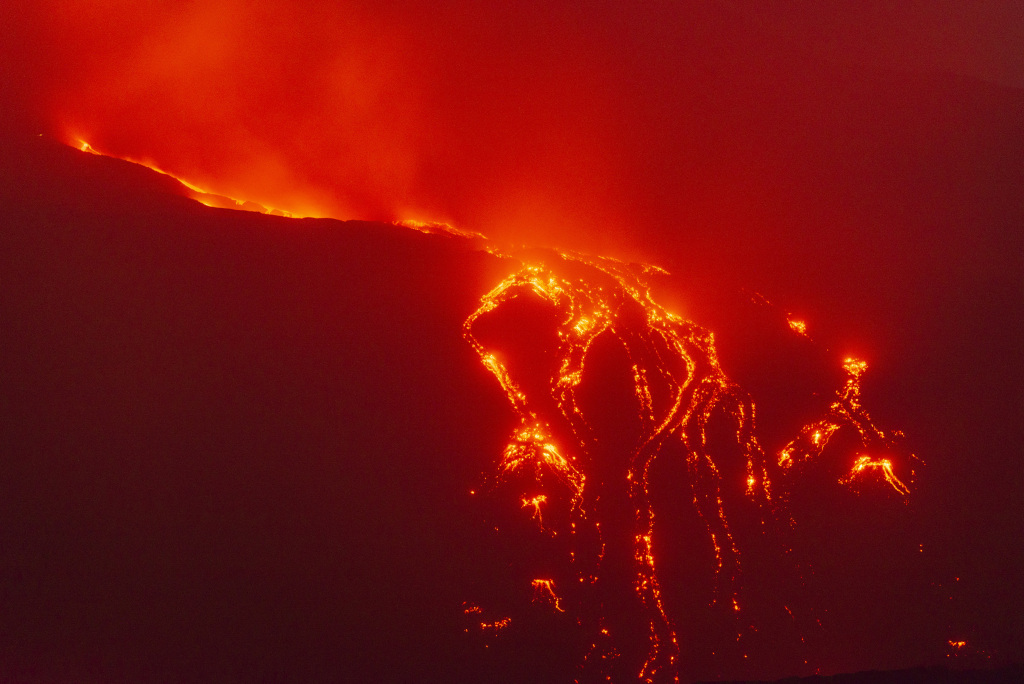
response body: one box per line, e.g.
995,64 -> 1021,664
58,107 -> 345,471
462,253 -> 916,682
779,357 -> 915,496
67,138 -> 915,683
74,138 -> 314,218
71,138 -> 482,238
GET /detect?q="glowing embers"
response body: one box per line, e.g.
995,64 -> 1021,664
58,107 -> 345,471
521,494 -> 548,527
787,318 -> 808,336
842,456 -> 911,496
480,617 -> 513,634
394,219 -> 486,240
499,420 -> 583,501
944,638 -> 993,664
462,603 -> 512,637
531,579 -> 565,612
777,357 -> 916,498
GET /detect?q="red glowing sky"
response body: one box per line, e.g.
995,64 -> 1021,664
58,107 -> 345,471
4,1 -> 1023,260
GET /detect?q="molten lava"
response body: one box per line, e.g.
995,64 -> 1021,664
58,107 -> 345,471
63,137 -> 918,683
73,137 -> 311,217
463,251 -> 917,682
779,356 -> 915,496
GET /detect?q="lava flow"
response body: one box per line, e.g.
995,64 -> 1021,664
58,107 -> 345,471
779,356 -> 915,496
74,137 -> 313,217
463,250 -> 917,683
65,138 -> 918,682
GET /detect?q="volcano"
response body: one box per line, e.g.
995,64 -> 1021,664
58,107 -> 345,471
2,4 -> 1024,682
0,118 -> 1020,682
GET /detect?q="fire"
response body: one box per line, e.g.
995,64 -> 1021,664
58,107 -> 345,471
483,617 -> 512,632
944,638 -> 992,662
462,603 -> 512,636
395,219 -> 486,240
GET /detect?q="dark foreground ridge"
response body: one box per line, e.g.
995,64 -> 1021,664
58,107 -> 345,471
713,663 -> 1024,684
1,131 -> 503,683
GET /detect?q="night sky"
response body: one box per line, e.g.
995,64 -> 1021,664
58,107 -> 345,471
1,3 -> 1022,682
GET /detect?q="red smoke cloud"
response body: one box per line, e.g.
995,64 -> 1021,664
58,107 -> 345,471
4,1 -> 1021,269
8,1 -> 625,249
0,0 -> 1019,357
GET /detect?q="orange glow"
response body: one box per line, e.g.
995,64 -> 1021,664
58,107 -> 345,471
778,356 -> 917,498
464,250 -> 784,681
394,219 -> 485,240
66,136 -> 321,218
464,248 -> 917,680
3,2 -> 1006,679
843,357 -> 869,378
787,318 -> 808,336
521,494 -> 548,528
842,455 -> 911,496
67,132 -> 916,681
531,579 -> 565,613
480,617 -> 512,634
945,639 -> 986,660
54,133 -> 919,675
463,603 -> 512,636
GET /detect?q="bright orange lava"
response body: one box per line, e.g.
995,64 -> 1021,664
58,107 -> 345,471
463,252 -> 917,682
71,137 -> 319,218
779,356 -> 915,496
531,578 -> 566,613
62,138 -> 916,682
